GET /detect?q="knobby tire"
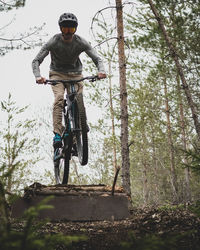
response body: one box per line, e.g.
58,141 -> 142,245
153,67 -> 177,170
62,135 -> 73,184
62,116 -> 73,184
54,125 -> 73,185
75,94 -> 88,165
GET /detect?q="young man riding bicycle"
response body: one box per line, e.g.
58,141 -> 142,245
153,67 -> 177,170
32,13 -> 106,148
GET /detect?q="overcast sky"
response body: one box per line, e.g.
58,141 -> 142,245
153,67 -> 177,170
0,0 -> 110,112
0,0 -> 115,183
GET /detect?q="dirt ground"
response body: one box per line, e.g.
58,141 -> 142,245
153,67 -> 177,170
13,183 -> 200,249
40,206 -> 200,250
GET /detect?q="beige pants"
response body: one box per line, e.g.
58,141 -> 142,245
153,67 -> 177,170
50,71 -> 83,135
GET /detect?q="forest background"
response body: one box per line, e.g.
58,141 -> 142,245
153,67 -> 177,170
0,0 -> 200,207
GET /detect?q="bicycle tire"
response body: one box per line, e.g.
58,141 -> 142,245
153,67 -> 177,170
62,136 -> 73,184
53,133 -> 73,185
74,93 -> 88,165
54,148 -> 62,185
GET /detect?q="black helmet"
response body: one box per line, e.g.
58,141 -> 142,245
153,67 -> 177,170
58,13 -> 78,27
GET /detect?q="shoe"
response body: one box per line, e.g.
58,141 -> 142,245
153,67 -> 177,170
53,133 -> 62,148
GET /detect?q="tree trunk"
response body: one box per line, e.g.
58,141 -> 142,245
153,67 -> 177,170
163,77 -> 179,202
176,74 -> 191,202
150,122 -> 159,205
147,0 -> 200,141
115,0 -> 131,196
108,61 -> 118,174
141,121 -> 149,205
143,162 -> 148,205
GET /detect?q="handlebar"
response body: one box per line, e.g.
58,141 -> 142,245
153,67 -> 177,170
45,75 -> 99,85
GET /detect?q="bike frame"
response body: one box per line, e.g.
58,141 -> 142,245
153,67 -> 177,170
46,75 -> 98,184
52,82 -> 78,162
47,76 -> 98,162
64,83 -> 77,135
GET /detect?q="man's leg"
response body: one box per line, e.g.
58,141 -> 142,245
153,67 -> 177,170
67,75 -> 90,132
50,71 -> 66,148
65,75 -> 89,132
50,72 -> 86,149
51,83 -> 65,136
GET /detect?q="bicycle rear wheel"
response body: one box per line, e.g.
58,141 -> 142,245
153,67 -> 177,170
74,94 -> 88,166
54,134 -> 73,184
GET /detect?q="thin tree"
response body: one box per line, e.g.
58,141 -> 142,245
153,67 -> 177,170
163,75 -> 178,202
108,61 -> 118,173
92,17 -> 119,174
115,0 -> 131,196
176,74 -> 191,202
141,117 -> 149,205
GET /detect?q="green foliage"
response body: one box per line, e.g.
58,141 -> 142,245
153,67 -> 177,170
120,231 -> 196,250
157,204 -> 185,212
82,0 -> 200,204
0,0 -> 26,12
0,193 -> 86,250
188,200 -> 200,217
0,94 -> 86,249
183,146 -> 200,174
124,0 -> 200,205
0,94 -> 41,193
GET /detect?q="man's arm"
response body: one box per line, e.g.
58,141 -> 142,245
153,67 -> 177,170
32,44 -> 50,83
85,47 -> 106,79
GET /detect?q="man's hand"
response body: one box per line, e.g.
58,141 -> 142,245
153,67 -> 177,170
36,77 -> 46,84
97,72 -> 107,79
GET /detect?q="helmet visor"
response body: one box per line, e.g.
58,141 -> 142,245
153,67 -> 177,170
61,27 -> 76,34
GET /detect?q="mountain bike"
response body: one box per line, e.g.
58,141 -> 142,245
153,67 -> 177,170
46,76 -> 98,185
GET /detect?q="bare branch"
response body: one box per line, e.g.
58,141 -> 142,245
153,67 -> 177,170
0,16 -> 15,31
91,0 -> 135,28
91,6 -> 116,28
94,37 -> 118,48
0,23 -> 46,55
0,23 -> 45,41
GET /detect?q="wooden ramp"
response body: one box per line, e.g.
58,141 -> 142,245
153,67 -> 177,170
12,183 -> 131,221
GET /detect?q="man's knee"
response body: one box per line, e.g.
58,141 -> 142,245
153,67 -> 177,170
54,94 -> 64,107
55,94 -> 64,104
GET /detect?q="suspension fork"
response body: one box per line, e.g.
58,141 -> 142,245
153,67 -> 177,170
66,85 -> 77,132
61,90 -> 76,152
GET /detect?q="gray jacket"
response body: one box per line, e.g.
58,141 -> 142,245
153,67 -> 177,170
32,33 -> 106,78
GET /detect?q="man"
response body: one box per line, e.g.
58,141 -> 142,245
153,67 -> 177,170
32,13 -> 106,148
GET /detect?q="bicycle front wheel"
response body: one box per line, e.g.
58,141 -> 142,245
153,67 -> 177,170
74,94 -> 88,166
54,136 -> 72,184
